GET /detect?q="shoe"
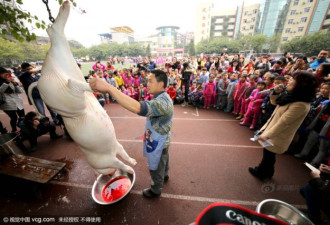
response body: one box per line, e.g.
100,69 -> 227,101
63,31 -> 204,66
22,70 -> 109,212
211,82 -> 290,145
249,126 -> 255,130
248,167 -> 272,180
181,102 -> 187,107
142,188 -> 160,198
294,153 -> 307,159
51,134 -> 63,140
164,175 -> 169,182
240,122 -> 248,126
236,115 -> 243,120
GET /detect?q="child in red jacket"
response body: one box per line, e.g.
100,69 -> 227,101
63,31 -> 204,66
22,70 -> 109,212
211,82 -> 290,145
166,83 -> 177,102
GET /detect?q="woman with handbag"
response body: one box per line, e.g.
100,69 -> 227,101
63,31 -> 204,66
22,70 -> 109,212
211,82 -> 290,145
249,71 -> 319,180
0,67 -> 25,133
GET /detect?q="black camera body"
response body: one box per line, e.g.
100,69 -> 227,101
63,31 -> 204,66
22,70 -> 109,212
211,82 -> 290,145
39,116 -> 50,124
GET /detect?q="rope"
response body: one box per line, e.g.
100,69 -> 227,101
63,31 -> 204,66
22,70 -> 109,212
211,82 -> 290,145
42,0 -> 55,23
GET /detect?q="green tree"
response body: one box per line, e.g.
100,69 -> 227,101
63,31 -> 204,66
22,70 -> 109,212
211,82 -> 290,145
146,44 -> 151,56
188,39 -> 195,56
283,30 -> 330,56
250,34 -> 267,53
195,39 -> 209,55
0,0 -> 77,42
267,33 -> 282,52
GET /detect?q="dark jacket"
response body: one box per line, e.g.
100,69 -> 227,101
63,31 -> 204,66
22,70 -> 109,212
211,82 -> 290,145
18,71 -> 41,104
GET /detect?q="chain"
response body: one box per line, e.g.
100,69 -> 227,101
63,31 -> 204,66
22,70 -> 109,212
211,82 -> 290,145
42,0 -> 55,23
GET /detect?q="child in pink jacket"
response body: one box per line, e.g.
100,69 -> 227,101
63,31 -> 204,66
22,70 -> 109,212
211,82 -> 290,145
203,75 -> 216,109
240,81 -> 267,129
233,74 -> 248,116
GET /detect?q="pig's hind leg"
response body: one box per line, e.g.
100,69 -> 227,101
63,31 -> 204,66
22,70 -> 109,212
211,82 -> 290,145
116,143 -> 137,166
95,155 -> 135,175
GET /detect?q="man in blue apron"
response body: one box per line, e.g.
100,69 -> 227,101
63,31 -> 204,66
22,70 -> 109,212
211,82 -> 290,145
90,70 -> 173,198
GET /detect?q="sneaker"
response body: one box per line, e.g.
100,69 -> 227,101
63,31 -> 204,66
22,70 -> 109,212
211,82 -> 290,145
249,126 -> 255,130
142,188 -> 160,198
181,102 -> 187,107
240,122 -> 248,126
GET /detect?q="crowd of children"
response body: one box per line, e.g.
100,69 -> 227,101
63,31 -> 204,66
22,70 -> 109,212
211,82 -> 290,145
88,52 -> 330,171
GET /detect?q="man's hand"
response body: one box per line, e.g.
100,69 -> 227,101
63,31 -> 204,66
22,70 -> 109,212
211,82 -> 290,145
320,164 -> 330,175
89,78 -> 110,93
258,135 -> 269,142
274,84 -> 285,94
311,170 -> 320,179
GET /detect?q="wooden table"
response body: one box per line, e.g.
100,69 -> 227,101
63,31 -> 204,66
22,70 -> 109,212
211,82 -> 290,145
0,133 -> 66,183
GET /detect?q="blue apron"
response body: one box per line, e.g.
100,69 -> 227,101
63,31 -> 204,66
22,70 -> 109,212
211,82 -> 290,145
143,119 -> 168,170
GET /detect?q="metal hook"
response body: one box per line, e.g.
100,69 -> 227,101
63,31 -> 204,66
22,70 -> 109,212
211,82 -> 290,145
42,0 -> 55,23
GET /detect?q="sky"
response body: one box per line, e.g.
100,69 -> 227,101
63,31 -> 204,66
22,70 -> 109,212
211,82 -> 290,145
20,0 -> 260,48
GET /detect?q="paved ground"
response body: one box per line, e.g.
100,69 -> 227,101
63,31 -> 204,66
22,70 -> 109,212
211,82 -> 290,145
0,95 -> 312,225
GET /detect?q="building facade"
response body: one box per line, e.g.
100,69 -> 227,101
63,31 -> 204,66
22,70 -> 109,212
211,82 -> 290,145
321,4 -> 330,30
109,26 -> 134,44
239,3 -> 260,37
281,0 -> 319,42
195,2 -> 214,44
211,9 -> 237,39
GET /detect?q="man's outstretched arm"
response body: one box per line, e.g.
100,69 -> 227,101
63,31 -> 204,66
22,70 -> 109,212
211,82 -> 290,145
89,78 -> 141,114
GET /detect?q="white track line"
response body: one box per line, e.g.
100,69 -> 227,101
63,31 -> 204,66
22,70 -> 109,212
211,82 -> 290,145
110,116 -> 236,122
49,180 -> 306,209
117,139 -> 260,149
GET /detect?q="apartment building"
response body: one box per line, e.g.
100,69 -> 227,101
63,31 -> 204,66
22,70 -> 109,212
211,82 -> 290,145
211,9 -> 237,39
281,0 -> 329,42
320,1 -> 330,30
239,3 -> 260,37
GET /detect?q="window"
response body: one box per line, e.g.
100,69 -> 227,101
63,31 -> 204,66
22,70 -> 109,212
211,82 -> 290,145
298,27 -> 304,32
285,28 -> 291,33
301,17 -> 307,22
288,19 -> 294,24
306,0 -> 313,2
283,37 -> 288,41
242,26 -> 246,30
250,25 -> 254,29
293,0 -> 299,5
290,10 -> 296,15
244,11 -> 248,16
253,9 -> 258,14
304,7 -> 310,13
252,17 -> 255,22
295,36 -> 301,39
243,19 -> 247,23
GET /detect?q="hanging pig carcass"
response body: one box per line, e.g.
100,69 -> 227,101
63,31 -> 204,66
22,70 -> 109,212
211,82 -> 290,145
34,1 -> 136,175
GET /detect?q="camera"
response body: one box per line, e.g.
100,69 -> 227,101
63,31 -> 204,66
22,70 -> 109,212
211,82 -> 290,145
39,116 -> 50,124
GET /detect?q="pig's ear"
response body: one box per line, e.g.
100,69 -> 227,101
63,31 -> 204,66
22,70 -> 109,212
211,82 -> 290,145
68,78 -> 92,93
